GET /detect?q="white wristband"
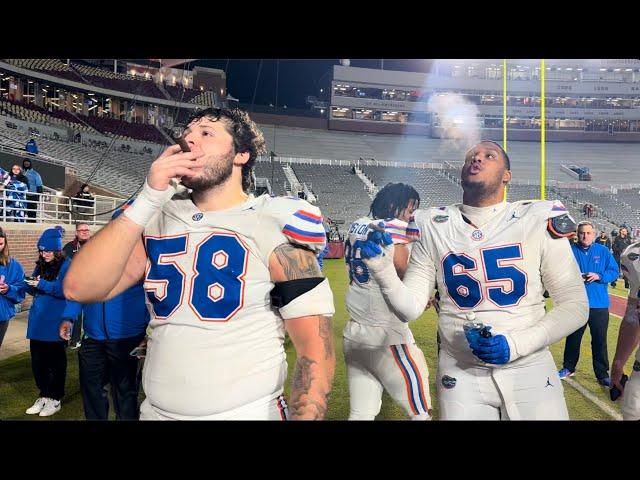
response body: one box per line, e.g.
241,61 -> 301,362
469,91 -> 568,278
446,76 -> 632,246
124,179 -> 180,227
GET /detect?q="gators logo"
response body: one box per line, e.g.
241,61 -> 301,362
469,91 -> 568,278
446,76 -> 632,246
441,375 -> 457,389
433,215 -> 449,223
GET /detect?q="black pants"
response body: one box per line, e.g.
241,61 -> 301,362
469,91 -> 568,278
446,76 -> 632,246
563,307 -> 610,380
25,193 -> 38,223
70,313 -> 83,345
30,340 -> 67,400
0,321 -> 9,348
78,335 -> 144,420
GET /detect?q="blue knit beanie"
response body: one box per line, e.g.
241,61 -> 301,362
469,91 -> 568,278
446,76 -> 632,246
37,228 -> 63,252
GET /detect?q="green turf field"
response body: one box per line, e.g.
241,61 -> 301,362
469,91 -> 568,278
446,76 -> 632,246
0,259 -> 636,420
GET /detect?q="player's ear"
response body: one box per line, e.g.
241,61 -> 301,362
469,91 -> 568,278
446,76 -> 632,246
502,169 -> 512,184
234,151 -> 250,166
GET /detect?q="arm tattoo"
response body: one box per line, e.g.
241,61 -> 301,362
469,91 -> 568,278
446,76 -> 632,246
319,316 -> 334,361
274,244 -> 322,280
290,356 -> 329,420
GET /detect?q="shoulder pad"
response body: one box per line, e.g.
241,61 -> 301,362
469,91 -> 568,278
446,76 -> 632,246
548,213 -> 576,239
265,196 -> 326,253
383,218 -> 410,245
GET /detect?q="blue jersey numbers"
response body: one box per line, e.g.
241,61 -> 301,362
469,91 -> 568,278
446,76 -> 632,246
442,244 -> 527,309
145,232 -> 248,322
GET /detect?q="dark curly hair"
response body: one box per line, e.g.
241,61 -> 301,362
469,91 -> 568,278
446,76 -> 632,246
370,182 -> 420,220
185,107 -> 267,192
34,252 -> 65,281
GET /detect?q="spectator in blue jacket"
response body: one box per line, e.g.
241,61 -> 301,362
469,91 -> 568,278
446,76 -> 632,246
559,221 -> 620,386
25,138 -> 39,155
59,200 -> 148,420
0,229 -> 26,349
5,165 -> 29,222
22,158 -> 43,223
23,227 -> 75,417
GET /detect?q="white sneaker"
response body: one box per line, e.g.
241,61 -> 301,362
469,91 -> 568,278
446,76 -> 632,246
25,397 -> 47,415
38,398 -> 61,417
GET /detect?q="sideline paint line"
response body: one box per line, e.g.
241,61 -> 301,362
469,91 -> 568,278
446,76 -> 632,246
564,377 -> 622,421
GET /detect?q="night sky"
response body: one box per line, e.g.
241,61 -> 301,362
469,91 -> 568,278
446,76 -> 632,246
188,59 -> 436,109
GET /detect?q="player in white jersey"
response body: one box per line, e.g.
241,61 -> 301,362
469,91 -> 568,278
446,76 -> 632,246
611,243 -> 640,420
356,141 -> 589,420
64,108 -> 335,420
344,183 -> 431,420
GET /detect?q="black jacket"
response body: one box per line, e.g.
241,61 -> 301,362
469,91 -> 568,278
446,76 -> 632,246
612,234 -> 632,259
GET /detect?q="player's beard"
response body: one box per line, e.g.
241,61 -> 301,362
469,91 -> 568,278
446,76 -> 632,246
461,170 -> 504,201
180,149 -> 235,192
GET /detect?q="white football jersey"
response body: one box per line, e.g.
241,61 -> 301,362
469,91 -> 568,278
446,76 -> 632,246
344,216 -> 415,346
141,192 -> 327,417
620,242 -> 640,364
409,200 -> 583,366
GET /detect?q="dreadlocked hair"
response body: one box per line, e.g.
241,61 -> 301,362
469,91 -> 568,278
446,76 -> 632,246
185,107 -> 267,192
369,182 -> 420,220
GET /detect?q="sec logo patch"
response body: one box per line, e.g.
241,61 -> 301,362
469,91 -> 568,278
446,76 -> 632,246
471,229 -> 483,241
192,213 -> 204,221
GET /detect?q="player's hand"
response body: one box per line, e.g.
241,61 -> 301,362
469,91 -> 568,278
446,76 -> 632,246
147,144 -> 206,191
59,320 -> 73,341
611,361 -> 626,394
354,222 -> 393,258
584,272 -> 600,283
471,333 -> 511,364
0,283 -> 8,295
25,278 -> 40,288
426,296 -> 439,313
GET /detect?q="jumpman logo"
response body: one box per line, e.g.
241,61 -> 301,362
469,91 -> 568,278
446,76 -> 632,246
545,377 -> 553,388
509,212 -> 519,222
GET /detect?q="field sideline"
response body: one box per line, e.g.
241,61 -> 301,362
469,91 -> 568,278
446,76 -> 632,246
0,260 -> 635,420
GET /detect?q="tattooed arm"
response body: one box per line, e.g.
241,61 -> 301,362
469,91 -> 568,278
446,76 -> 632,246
269,244 -> 335,420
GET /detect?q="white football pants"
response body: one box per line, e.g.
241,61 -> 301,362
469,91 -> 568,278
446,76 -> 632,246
344,337 -> 432,420
437,349 -> 569,420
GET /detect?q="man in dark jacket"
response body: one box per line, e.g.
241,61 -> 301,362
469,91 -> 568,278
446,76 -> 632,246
612,226 -> 632,288
62,223 -> 92,349
595,230 -> 611,250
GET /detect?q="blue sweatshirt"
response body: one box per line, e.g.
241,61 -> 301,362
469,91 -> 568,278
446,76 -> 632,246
571,242 -> 619,309
23,258 -> 78,341
62,283 -> 149,341
0,258 -> 26,322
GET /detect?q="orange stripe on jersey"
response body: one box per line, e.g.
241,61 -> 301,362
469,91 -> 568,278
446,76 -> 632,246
390,346 -> 419,415
402,345 -> 430,412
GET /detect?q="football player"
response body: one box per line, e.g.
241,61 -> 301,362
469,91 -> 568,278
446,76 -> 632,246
357,141 -> 589,420
64,108 -> 335,420
611,242 -> 640,420
344,183 -> 431,420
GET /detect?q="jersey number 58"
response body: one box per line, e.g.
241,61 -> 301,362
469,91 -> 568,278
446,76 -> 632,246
145,232 -> 248,322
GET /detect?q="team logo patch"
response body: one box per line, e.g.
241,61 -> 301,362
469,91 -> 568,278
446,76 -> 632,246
192,213 -> 204,221
471,229 -> 483,241
433,215 -> 449,223
441,375 -> 457,389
